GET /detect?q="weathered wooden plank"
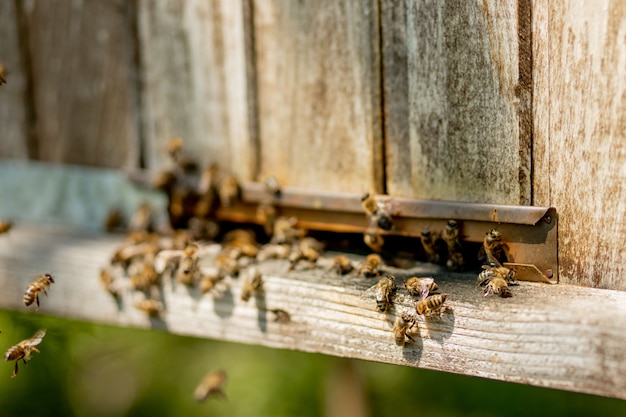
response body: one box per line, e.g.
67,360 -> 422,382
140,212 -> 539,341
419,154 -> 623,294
385,0 -> 530,205
253,0 -> 383,193
138,0 -> 253,180
0,225 -> 625,400
20,0 -> 140,168
532,1 -> 626,290
0,0 -> 30,159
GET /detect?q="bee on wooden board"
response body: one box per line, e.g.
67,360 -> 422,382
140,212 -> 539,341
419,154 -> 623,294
134,299 -> 164,318
368,274 -> 396,313
363,226 -> 384,253
256,243 -> 291,262
24,273 -> 55,309
483,277 -> 512,298
393,314 -> 419,347
241,267 -> 263,302
480,228 -> 509,265
271,217 -> 303,245
130,257 -> 161,292
444,219 -> 465,271
404,276 -> 438,299
194,369 -> 227,402
357,254 -> 382,278
287,237 -> 323,271
215,252 -> 240,277
328,255 -> 354,275
4,329 -> 46,377
416,293 -> 449,317
99,268 -> 122,298
199,271 -> 225,294
175,242 -> 200,285
420,229 -> 443,264
0,220 -> 13,234
0,64 -> 7,85
269,308 -> 291,323
477,263 -> 516,287
361,193 -> 394,231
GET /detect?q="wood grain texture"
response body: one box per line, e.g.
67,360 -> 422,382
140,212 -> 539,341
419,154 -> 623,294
138,0 -> 253,180
253,0 -> 383,193
385,0 -> 530,205
21,0 -> 140,168
0,225 -> 625,400
0,0 -> 30,159
532,1 -> 626,289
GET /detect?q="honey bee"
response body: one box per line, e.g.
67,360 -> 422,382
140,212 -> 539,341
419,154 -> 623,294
217,174 -> 239,208
271,217 -> 303,244
0,220 -> 13,234
129,202 -> 154,232
215,252 -> 240,277
477,263 -> 516,287
328,255 -> 354,275
287,237 -> 322,271
480,229 -> 509,264
420,230 -> 443,264
370,274 -> 396,312
361,193 -> 394,231
199,271 -> 225,294
256,243 -> 291,262
393,314 -> 418,346
357,254 -> 382,278
483,277 -> 512,298
134,299 -> 164,317
99,268 -> 122,298
0,64 -> 7,85
176,242 -> 199,285
103,209 -> 125,232
269,308 -> 291,323
416,293 -> 449,316
257,201 -> 277,235
404,277 -> 438,299
241,267 -> 263,302
444,220 -> 465,271
24,274 -> 55,309
130,257 -> 161,291
363,226 -> 384,252
194,369 -> 227,401
4,329 -> 46,377
167,136 -> 184,161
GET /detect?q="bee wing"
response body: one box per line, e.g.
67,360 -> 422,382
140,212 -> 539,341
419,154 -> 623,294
23,329 -> 46,347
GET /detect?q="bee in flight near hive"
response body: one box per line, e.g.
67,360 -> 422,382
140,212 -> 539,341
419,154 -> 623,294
357,254 -> 382,278
404,276 -> 438,299
194,369 -> 227,402
361,193 -> 394,231
366,274 -> 396,313
416,293 -> 449,317
24,273 -> 55,310
393,314 -> 419,347
241,267 -> 263,302
4,329 -> 46,377
328,255 -> 354,275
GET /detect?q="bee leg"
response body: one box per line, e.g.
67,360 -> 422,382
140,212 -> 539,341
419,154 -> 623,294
35,295 -> 40,309
12,362 -> 19,377
32,347 -> 40,354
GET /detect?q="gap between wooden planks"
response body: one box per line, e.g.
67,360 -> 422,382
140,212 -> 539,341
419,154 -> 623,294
0,226 -> 624,400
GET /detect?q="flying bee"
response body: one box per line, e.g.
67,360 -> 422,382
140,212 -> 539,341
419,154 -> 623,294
363,226 -> 384,252
416,293 -> 449,316
357,254 -> 382,278
4,329 -> 46,377
361,193 -> 394,231
444,220 -> 465,271
404,277 -> 438,299
480,229 -> 509,265
176,242 -> 199,285
0,64 -> 7,85
257,243 -> 291,262
0,220 -> 13,234
269,308 -> 291,323
194,369 -> 227,402
420,230 -> 444,264
477,263 -> 516,286
483,277 -> 512,298
134,299 -> 164,318
393,314 -> 419,346
24,273 -> 55,309
329,255 -> 354,275
369,274 -> 396,312
241,267 -> 263,302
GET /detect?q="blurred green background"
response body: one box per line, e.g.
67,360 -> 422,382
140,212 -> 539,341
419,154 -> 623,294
0,309 -> 624,417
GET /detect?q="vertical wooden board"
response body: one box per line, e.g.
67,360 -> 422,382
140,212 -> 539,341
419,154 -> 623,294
386,0 -> 529,205
0,0 -> 30,159
139,0 -> 252,180
23,0 -> 140,168
253,0 -> 383,193
533,1 -> 626,290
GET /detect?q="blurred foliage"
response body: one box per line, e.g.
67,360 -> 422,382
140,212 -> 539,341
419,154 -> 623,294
0,309 -> 624,417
